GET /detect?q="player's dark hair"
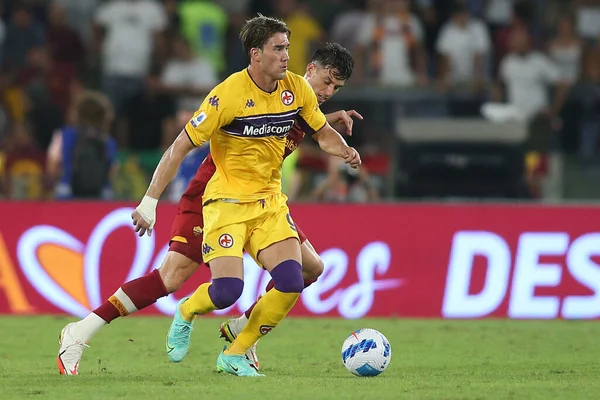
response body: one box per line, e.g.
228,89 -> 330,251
310,42 -> 354,82
239,14 -> 291,59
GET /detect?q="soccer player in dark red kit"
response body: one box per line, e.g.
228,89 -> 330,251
57,42 -> 360,375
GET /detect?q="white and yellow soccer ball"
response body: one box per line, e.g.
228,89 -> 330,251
341,328 -> 391,377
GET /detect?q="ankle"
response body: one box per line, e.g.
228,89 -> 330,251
180,300 -> 195,322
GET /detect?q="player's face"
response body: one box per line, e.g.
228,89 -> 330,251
305,63 -> 346,105
257,32 -> 290,81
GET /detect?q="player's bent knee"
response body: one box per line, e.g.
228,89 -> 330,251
271,259 -> 304,293
208,277 -> 244,309
304,257 -> 325,281
313,258 -> 325,279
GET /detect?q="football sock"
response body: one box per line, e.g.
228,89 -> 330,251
181,283 -> 215,322
226,260 -> 303,356
75,269 -> 169,342
70,313 -> 106,343
243,278 -> 316,319
182,277 -> 244,322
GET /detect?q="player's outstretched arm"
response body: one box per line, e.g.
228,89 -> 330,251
325,110 -> 363,136
312,123 -> 361,168
131,130 -> 196,237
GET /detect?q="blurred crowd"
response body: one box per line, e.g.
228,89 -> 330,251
0,0 -> 600,202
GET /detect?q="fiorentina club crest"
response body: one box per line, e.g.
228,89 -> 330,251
219,234 -> 234,248
281,90 -> 294,106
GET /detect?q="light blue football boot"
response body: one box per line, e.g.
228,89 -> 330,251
216,347 -> 265,377
166,297 -> 194,362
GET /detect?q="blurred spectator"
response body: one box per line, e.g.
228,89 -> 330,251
17,46 -> 71,149
0,69 -> 17,132
0,122 -> 46,200
490,2 -> 532,74
275,0 -> 324,76
46,1 -> 85,67
53,0 -> 100,46
117,70 -> 175,150
330,0 -> 368,53
47,90 -> 117,199
161,35 -> 217,112
94,0 -> 167,117
436,1 -> 490,91
2,4 -> 45,70
312,156 -> 379,202
496,27 -> 569,122
484,0 -> 517,29
548,14 -> 583,84
223,10 -> 249,76
178,0 -> 228,76
162,0 -> 182,47
575,0 -> 600,40
356,0 -> 427,86
19,45 -> 78,114
307,0 -> 358,29
577,42 -> 600,161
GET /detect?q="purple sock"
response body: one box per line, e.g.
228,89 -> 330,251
208,277 -> 244,309
270,260 -> 303,293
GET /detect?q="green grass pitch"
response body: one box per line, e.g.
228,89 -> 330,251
0,316 -> 598,399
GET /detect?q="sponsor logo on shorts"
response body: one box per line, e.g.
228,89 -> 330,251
219,234 -> 234,248
202,243 -> 214,255
281,90 -> 294,106
259,325 -> 275,335
193,226 -> 203,236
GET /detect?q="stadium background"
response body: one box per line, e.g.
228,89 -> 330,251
1,0 -> 600,324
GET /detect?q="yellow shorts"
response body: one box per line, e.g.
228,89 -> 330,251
201,193 -> 299,265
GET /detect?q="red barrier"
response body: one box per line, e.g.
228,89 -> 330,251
0,202 -> 599,319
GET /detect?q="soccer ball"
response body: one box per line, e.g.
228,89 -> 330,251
341,328 -> 391,377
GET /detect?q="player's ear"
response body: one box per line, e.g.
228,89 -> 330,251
250,47 -> 261,62
306,63 -> 316,77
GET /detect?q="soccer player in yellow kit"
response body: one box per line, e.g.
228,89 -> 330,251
131,15 -> 361,377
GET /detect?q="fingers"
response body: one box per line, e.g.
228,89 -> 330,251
343,148 -> 362,168
131,211 -> 151,237
346,110 -> 364,120
343,113 -> 353,136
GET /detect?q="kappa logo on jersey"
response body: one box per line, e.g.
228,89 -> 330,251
190,112 -> 207,128
245,99 -> 255,108
209,95 -> 219,110
219,234 -> 234,248
281,90 -> 294,106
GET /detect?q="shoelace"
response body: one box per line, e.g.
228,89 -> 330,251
61,342 -> 89,364
172,323 -> 192,347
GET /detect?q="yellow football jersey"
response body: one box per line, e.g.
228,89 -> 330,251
185,69 -> 327,203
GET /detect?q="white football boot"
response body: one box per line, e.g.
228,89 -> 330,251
57,322 -> 89,375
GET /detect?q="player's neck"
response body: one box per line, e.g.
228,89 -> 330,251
246,65 -> 278,93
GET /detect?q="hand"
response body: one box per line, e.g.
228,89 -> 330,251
132,195 -> 158,237
343,147 -> 362,168
328,110 -> 364,136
